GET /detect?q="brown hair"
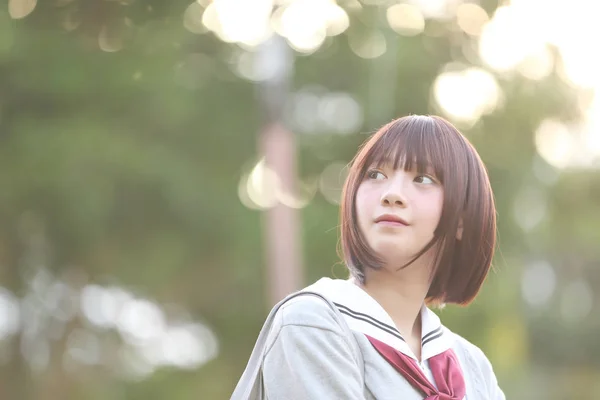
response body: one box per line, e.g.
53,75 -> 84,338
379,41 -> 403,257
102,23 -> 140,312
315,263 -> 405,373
339,115 -> 496,306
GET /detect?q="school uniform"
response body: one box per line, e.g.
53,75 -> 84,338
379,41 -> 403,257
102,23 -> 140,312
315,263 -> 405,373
232,277 -> 505,400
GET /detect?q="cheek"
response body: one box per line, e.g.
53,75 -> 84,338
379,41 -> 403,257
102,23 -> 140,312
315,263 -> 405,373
355,189 -> 376,235
355,186 -> 377,220
424,194 -> 444,225
354,188 -> 367,226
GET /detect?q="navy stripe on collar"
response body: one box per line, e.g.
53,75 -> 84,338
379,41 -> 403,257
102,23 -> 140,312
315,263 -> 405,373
422,327 -> 444,346
422,326 -> 443,344
333,302 -> 405,342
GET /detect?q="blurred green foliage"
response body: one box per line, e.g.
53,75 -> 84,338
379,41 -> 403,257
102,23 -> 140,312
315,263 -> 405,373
0,1 -> 599,399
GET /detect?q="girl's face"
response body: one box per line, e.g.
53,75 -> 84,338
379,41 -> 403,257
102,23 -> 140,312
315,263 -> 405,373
355,161 -> 444,270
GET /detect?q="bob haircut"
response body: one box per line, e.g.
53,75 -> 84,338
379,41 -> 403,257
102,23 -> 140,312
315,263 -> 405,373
339,115 -> 496,306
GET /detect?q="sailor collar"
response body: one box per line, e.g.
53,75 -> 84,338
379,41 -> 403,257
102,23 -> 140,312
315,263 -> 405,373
303,277 -> 453,361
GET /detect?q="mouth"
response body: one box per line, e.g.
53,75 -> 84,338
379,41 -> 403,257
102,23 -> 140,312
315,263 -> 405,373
374,214 -> 409,226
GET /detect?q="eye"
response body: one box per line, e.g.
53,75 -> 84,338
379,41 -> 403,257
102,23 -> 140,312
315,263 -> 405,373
414,175 -> 436,184
367,169 -> 386,180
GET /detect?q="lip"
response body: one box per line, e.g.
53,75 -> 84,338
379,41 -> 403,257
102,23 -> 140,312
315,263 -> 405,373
374,214 -> 409,226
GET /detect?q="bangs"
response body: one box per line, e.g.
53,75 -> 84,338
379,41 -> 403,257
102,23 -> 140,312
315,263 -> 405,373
361,117 -> 446,183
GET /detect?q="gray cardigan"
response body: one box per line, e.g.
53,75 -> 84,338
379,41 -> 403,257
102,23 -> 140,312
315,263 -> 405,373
232,284 -> 505,399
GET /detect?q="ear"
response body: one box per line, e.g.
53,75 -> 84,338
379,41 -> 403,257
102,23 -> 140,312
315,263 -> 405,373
456,218 -> 463,241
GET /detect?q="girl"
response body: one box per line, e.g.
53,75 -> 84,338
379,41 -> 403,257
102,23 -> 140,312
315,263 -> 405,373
232,115 -> 505,399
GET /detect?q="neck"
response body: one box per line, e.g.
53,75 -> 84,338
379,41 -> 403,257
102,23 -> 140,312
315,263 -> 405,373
359,261 -> 432,340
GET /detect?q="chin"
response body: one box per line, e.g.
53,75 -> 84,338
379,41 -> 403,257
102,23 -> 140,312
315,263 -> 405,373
371,245 -> 412,264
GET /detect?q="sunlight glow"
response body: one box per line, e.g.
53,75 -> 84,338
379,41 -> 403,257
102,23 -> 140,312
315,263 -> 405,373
275,0 -> 349,53
477,0 -> 600,168
408,0 -> 458,20
319,162 -> 349,204
433,66 -> 500,125
184,2 -> 209,34
479,6 -> 540,72
584,94 -> 600,155
200,0 -> 349,52
386,4 -> 424,36
278,179 -> 318,209
534,115 -> 600,170
516,45 -> 554,81
8,0 -> 37,19
559,45 -> 600,89
246,158 -> 281,209
534,119 -> 574,169
456,3 -> 488,36
348,30 -> 387,59
203,0 -> 273,46
238,157 -> 317,210
197,0 -> 600,167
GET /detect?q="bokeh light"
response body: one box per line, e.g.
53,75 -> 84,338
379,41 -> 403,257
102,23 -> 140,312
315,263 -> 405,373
183,2 -> 209,35
456,3 -> 489,36
433,65 -> 501,125
348,29 -> 387,59
534,119 -> 575,169
408,0 -> 459,20
513,186 -> 548,232
476,0 -> 600,168
386,4 -> 425,36
0,288 -> 20,339
319,162 -> 349,205
238,157 -> 317,210
203,0 -> 273,46
521,260 -> 556,308
288,86 -> 363,135
0,267 -> 218,379
3,1 -> 600,398
559,279 -> 593,324
8,0 -> 37,20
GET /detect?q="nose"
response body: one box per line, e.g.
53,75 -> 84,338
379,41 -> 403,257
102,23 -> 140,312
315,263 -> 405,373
380,176 -> 408,207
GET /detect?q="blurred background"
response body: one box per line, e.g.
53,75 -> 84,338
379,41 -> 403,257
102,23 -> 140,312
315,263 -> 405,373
0,0 -> 599,399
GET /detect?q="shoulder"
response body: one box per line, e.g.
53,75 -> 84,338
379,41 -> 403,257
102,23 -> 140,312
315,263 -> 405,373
451,331 -> 490,363
263,293 -> 357,360
260,295 -> 366,398
450,330 -> 503,395
451,330 -> 506,399
450,331 -> 495,373
273,293 -> 344,332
